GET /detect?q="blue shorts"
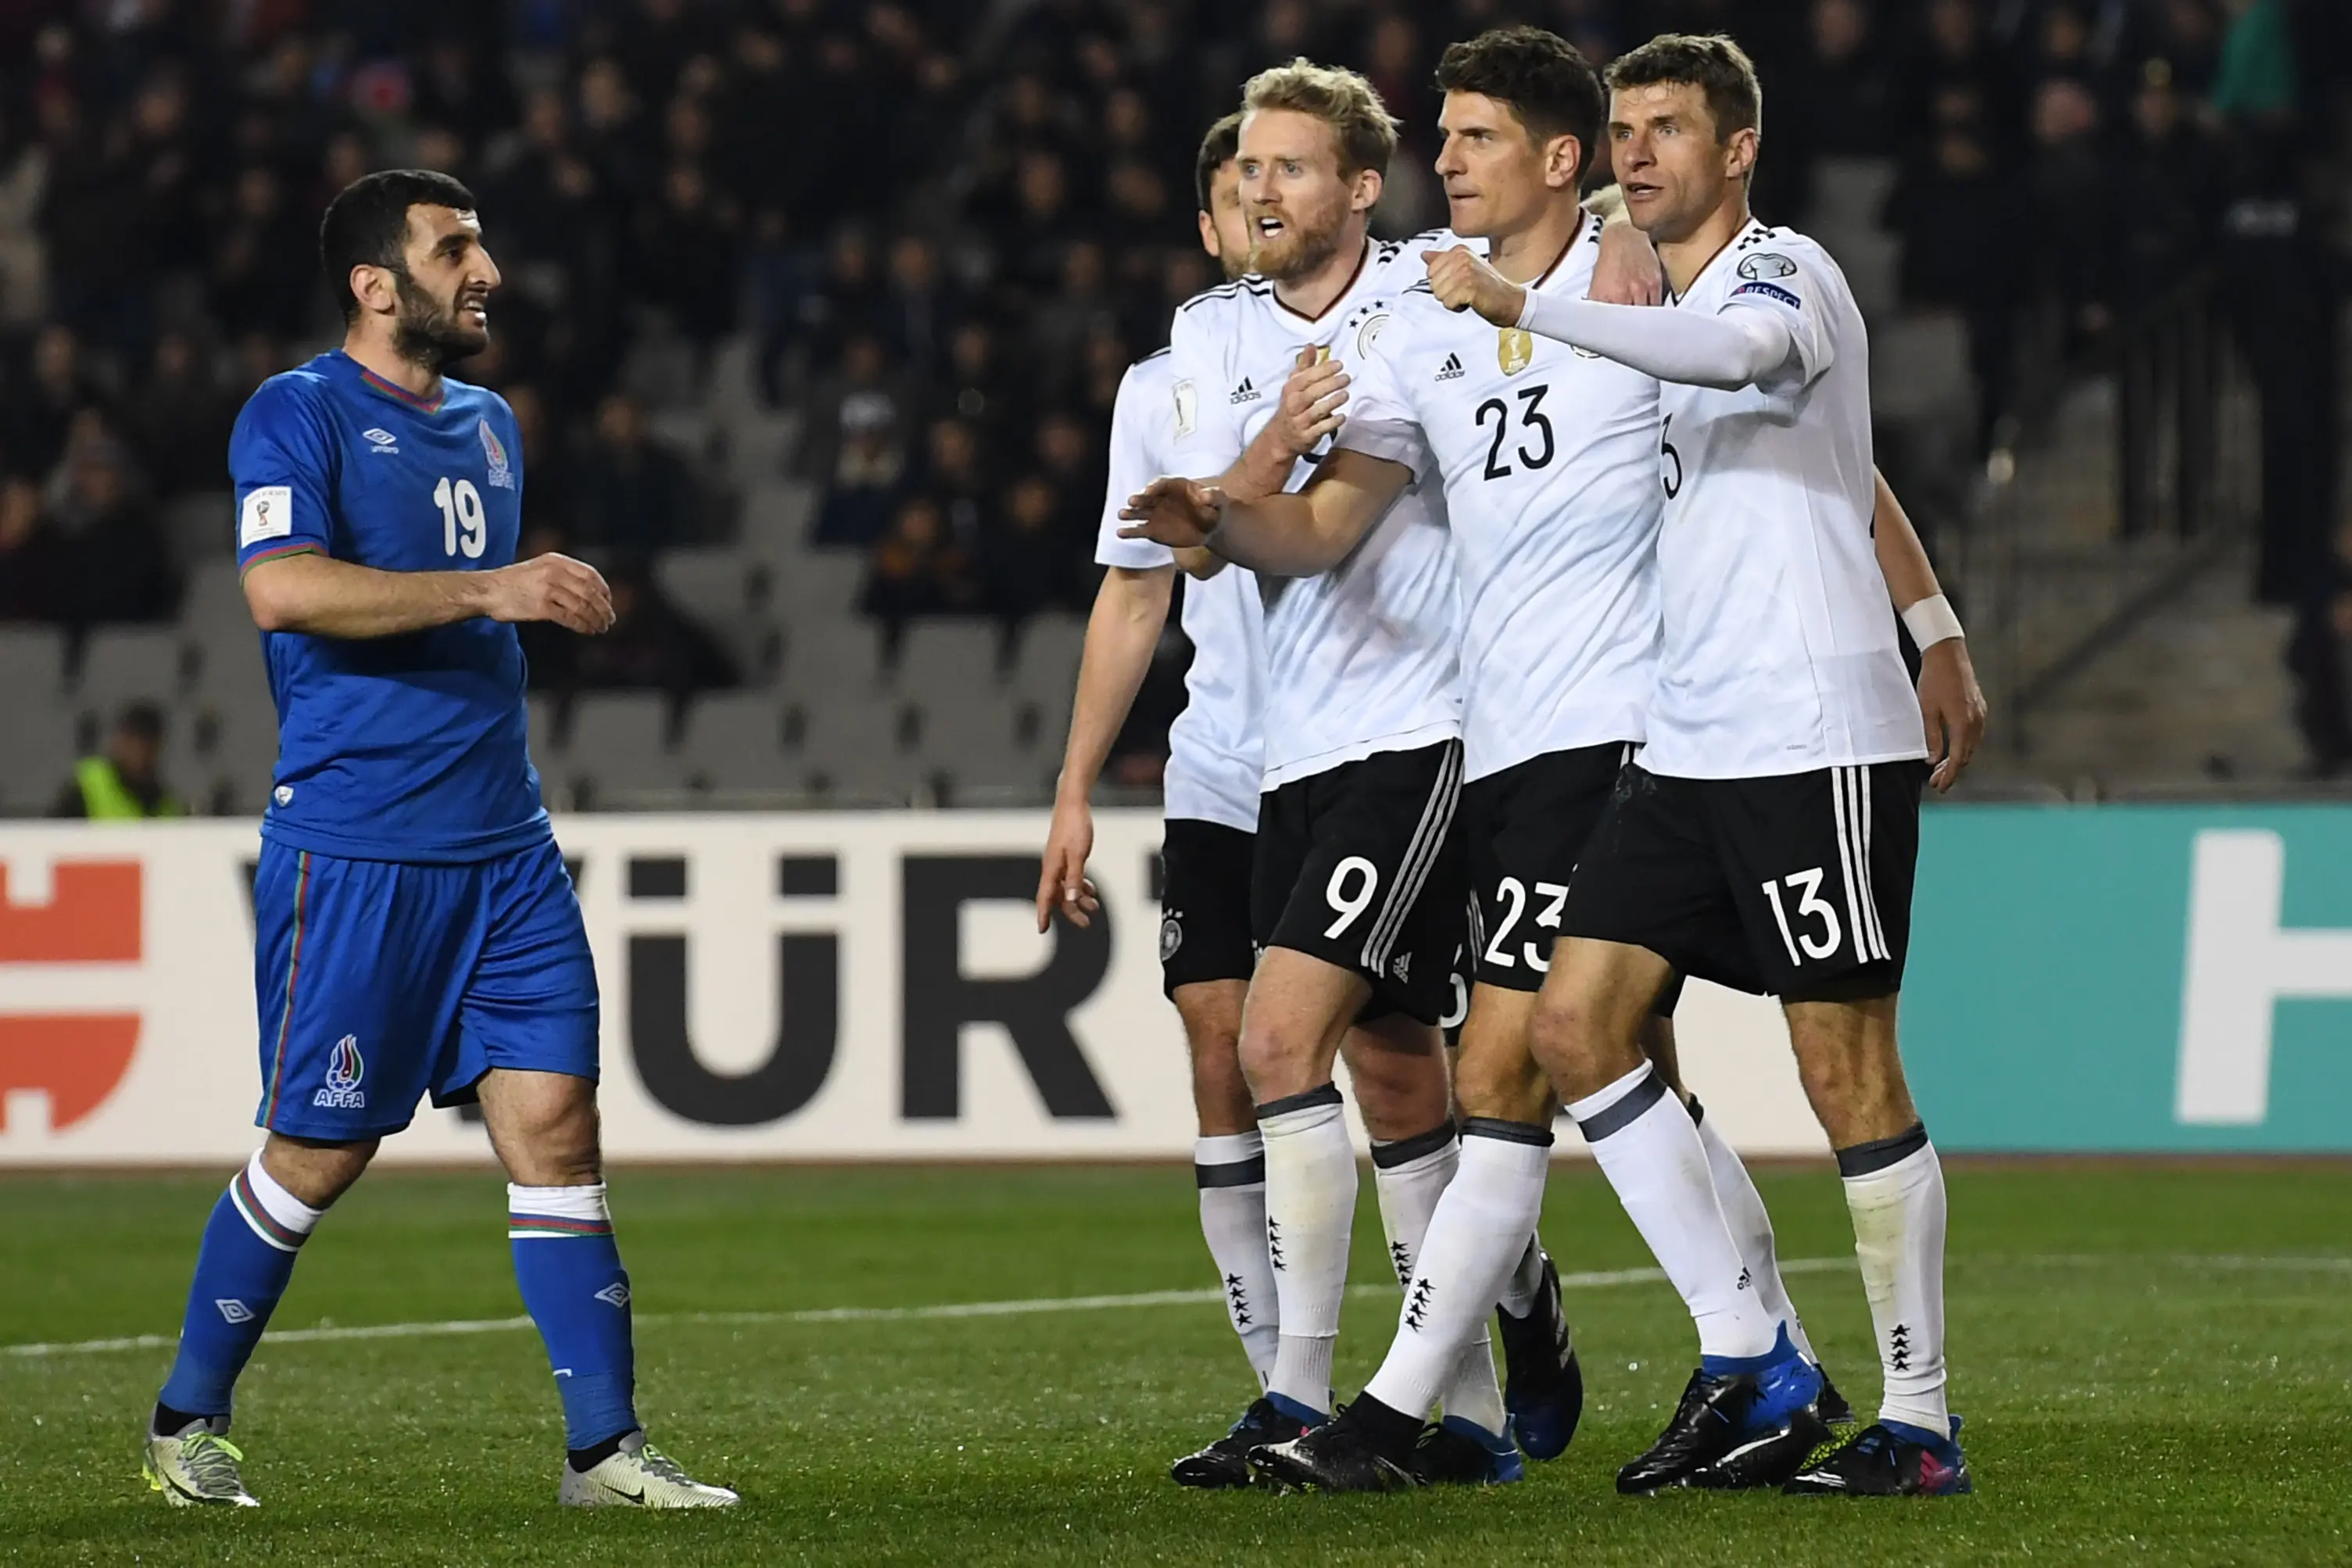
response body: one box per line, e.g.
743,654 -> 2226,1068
252,839 -> 600,1140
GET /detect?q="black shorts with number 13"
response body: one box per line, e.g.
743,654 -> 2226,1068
1561,761 -> 1927,1001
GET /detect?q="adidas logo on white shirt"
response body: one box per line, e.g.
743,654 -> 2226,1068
1434,353 -> 1465,381
1229,378 -> 1261,405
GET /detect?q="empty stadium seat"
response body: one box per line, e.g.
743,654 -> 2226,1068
781,614 -> 887,695
0,625 -> 67,696
915,690 -> 1051,800
736,479 -> 818,561
181,693 -> 280,815
74,628 -> 192,716
560,692 -> 683,804
0,700 -> 76,814
678,692 -> 795,793
160,491 -> 234,574
890,618 -> 1006,695
768,548 -> 867,621
655,546 -> 782,683
792,694 -> 926,803
1009,612 -> 1087,707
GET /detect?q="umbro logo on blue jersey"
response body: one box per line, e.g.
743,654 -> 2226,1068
1434,353 -> 1465,381
1230,378 -> 1261,405
362,428 -> 399,453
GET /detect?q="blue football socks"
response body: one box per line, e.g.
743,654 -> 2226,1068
156,1153 -> 324,1427
508,1183 -> 639,1454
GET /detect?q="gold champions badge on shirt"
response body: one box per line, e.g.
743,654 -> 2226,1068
1497,328 -> 1535,376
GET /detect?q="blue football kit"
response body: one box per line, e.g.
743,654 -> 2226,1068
228,349 -> 597,1139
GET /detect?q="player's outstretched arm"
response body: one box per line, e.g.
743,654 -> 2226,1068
243,550 -> 615,639
1038,564 -> 1176,932
1423,246 -> 1791,389
1873,470 -> 1985,791
1120,449 -> 1406,578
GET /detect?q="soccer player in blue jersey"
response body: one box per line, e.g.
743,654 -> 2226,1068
140,170 -> 736,1510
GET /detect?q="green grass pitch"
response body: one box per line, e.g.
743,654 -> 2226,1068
2,1164 -> 2348,1566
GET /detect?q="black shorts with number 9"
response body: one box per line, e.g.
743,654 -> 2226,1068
1251,740 -> 1467,1026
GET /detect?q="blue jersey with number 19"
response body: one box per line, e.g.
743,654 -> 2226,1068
229,349 -> 549,863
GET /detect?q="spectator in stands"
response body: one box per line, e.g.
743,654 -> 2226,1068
2,324 -> 91,483
209,164 -> 317,342
123,329 -> 236,500
0,109 -> 48,328
920,416 -> 992,546
1887,123 -> 2024,448
572,392 -> 696,556
2109,60 -> 2224,313
861,494 -> 978,643
528,557 -> 737,702
804,333 -> 911,546
0,478 -> 66,622
879,232 -> 957,372
50,421 -> 175,625
2024,77 -> 2116,344
1898,0 -> 2025,174
634,160 -> 739,350
50,701 -> 184,819
981,474 -> 1079,628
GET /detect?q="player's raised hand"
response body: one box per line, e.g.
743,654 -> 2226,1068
1917,639 -> 1987,791
1036,799 -> 1101,932
481,552 -> 616,635
1589,222 -> 1665,306
1423,245 -> 1527,327
1119,475 -> 1225,550
1273,345 -> 1351,453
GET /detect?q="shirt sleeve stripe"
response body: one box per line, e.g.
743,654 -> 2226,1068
238,541 -> 324,575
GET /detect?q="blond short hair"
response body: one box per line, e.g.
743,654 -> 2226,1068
1240,59 -> 1399,177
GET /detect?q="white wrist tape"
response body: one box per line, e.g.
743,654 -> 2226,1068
1901,592 -> 1964,649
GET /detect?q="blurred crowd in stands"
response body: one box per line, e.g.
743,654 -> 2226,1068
2,0 -> 2352,771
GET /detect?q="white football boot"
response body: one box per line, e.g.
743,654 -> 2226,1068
558,1430 -> 739,1509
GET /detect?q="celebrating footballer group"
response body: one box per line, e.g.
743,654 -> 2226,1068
1049,25 -> 1989,1499
141,13 -> 1987,1519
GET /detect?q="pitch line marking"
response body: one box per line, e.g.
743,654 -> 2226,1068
2,1252 -> 2342,1360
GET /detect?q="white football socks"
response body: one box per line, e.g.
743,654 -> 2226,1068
1369,1123 -> 1506,1436
1691,1097 -> 1817,1363
1498,1232 -> 1546,1318
1364,1119 -> 1548,1433
1257,1086 -> 1356,1417
1194,1132 -> 1280,1388
1570,1062 -> 1778,1362
1840,1125 -> 1949,1435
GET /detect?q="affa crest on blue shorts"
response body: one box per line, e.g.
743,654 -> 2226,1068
312,1035 -> 367,1110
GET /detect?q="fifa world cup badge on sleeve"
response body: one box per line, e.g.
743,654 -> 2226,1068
240,485 -> 294,546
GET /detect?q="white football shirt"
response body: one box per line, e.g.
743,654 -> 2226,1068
1094,348 -> 1266,834
1644,220 -> 1926,779
1337,217 -> 1662,781
1165,235 -> 1464,789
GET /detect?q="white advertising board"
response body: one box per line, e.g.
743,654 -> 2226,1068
0,814 -> 1825,1165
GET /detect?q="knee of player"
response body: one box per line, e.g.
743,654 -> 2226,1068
1525,992 -> 1634,1095
260,1133 -> 378,1208
1453,1047 -> 1550,1125
1235,1018 -> 1326,1101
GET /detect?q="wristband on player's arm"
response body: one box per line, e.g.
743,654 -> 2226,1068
1900,592 -> 1964,650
